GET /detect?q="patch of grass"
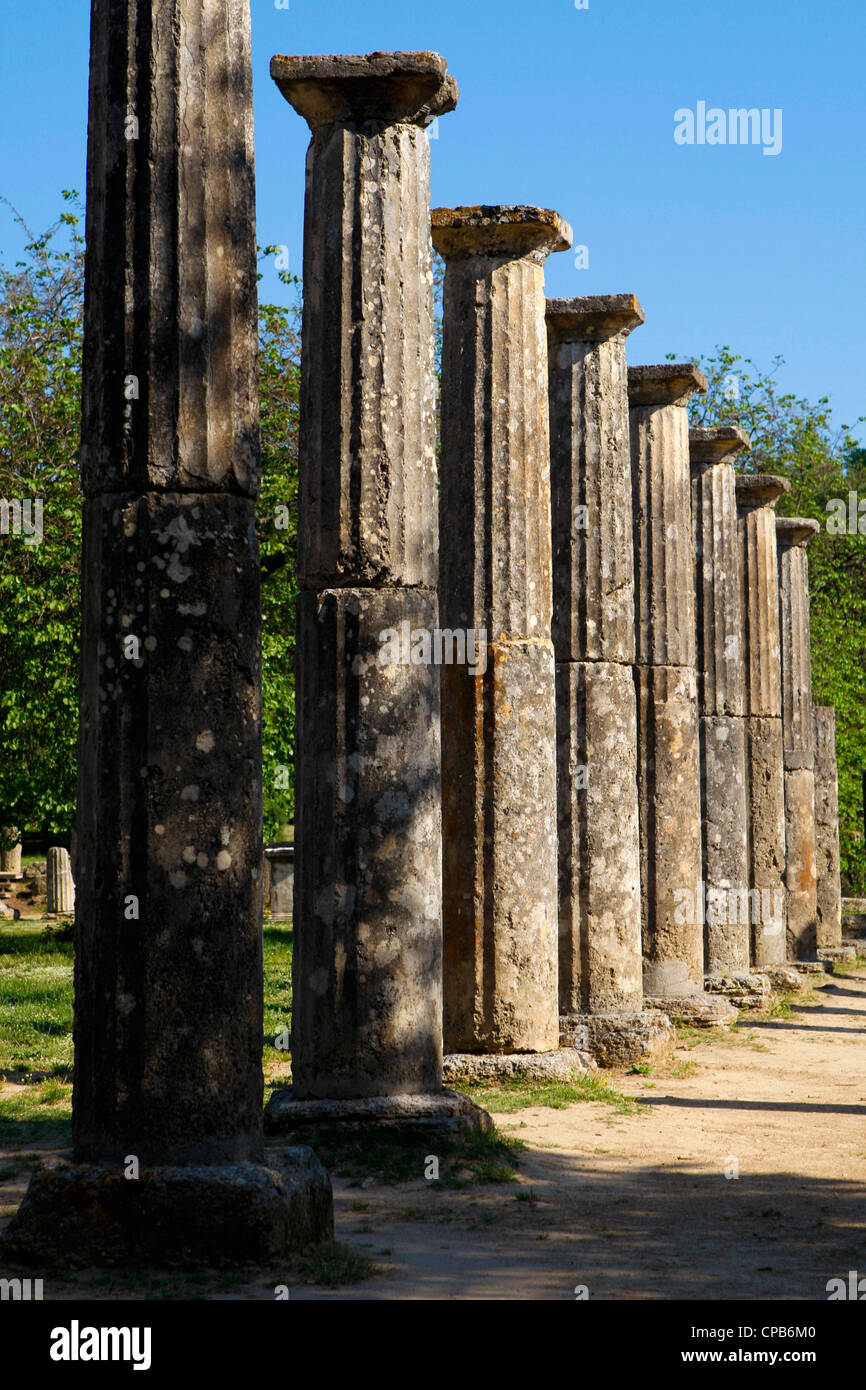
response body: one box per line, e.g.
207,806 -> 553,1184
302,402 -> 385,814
274,1123 -> 523,1187
294,1241 -> 376,1287
0,1078 -> 72,1147
629,1063 -> 651,1075
670,1060 -> 698,1079
831,961 -> 866,978
0,924 -> 74,1074
262,923 -> 293,1066
456,1072 -> 646,1117
767,993 -> 795,1020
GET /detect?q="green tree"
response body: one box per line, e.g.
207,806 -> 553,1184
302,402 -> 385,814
0,192 -> 83,842
257,252 -> 302,838
0,199 -> 301,845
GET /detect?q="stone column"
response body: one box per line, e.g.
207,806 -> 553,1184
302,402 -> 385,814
264,54 -> 485,1133
432,205 -> 570,1064
546,296 -> 673,1067
813,705 -> 843,950
629,366 -> 735,1026
0,829 -> 22,879
4,0 -> 332,1269
690,428 -> 751,981
776,516 -> 820,958
736,474 -> 790,967
46,847 -> 75,916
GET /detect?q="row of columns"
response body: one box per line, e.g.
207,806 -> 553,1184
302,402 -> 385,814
4,35 -> 847,1268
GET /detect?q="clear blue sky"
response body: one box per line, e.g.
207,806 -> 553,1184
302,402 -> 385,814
1,0 -> 863,438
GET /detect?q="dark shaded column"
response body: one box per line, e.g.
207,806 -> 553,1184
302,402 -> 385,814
4,0 -> 332,1268
547,296 -> 674,1067
433,205 -> 570,1061
736,474 -> 790,967
776,516 -> 820,958
813,706 -> 844,951
629,366 -> 736,1026
264,53 -> 486,1134
690,428 -> 751,979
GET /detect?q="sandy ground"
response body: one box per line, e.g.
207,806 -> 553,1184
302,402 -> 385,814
3,966 -> 865,1300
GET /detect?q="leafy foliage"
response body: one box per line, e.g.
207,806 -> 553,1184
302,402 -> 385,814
0,201 -> 301,843
257,251 -> 301,837
0,193 -> 83,840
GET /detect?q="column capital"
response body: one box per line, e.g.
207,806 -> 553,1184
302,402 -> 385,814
735,473 -> 790,510
775,515 -> 821,548
546,293 -> 645,343
432,205 -> 572,263
270,50 -> 458,130
689,425 -> 751,466
628,363 -> 707,407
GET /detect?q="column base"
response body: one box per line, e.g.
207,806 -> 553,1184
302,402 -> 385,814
644,993 -> 738,1028
560,1012 -> 675,1069
443,1048 -> 595,1084
704,971 -> 771,1010
816,945 -> 857,964
265,1088 -> 492,1141
1,1149 -> 333,1269
760,965 -> 810,992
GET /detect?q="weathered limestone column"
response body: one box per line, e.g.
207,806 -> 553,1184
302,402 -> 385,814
46,847 -> 75,916
0,829 -> 22,879
776,516 -> 820,958
690,428 -> 752,981
4,0 -> 332,1268
546,296 -> 674,1067
813,706 -> 843,949
736,475 -> 790,967
264,54 -> 486,1131
432,205 -> 570,1064
629,366 -> 735,1026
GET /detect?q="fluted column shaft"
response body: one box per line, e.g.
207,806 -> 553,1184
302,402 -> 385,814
629,365 -> 706,998
736,474 -> 790,966
777,517 -> 820,956
75,0 -> 263,1164
46,847 -> 75,915
434,205 -> 571,1053
272,54 -> 459,1097
813,706 -> 843,948
547,296 -> 644,1019
3,3 -> 338,1269
690,428 -> 750,973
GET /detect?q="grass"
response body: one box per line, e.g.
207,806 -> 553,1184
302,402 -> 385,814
767,992 -> 796,1020
262,923 -> 293,1067
0,922 -> 296,1149
669,1059 -> 699,1079
0,923 -> 74,1075
831,960 -> 866,978
0,1079 -> 73,1147
294,1242 -> 376,1286
268,1123 -> 524,1187
455,1071 -> 647,1118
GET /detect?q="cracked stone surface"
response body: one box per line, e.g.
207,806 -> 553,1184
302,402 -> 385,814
435,206 -> 569,1054
813,705 -> 843,948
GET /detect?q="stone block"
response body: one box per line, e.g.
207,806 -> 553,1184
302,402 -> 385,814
556,660 -> 642,1014
442,639 -> 559,1053
635,665 -> 704,996
2,1150 -> 333,1269
292,586 -> 443,1098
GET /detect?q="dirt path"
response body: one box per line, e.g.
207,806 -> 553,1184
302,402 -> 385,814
4,966 -> 865,1300
293,966 -> 866,1300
